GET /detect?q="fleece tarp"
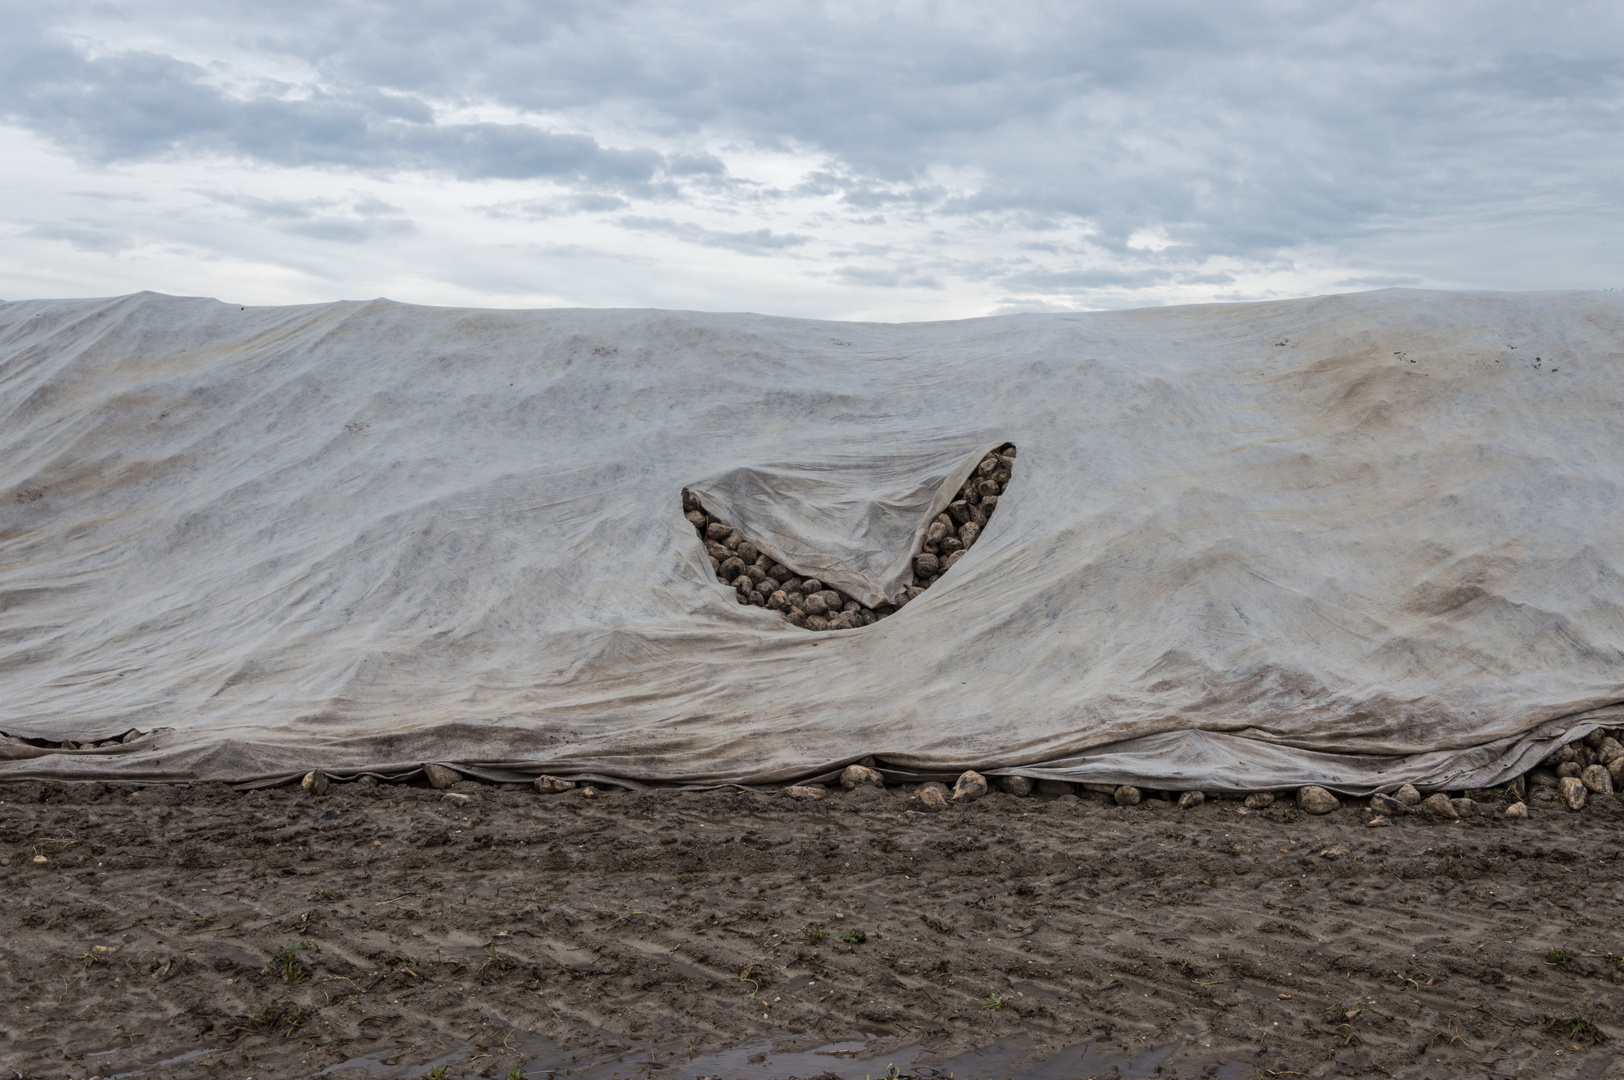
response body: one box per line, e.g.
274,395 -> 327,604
1,289 -> 1621,790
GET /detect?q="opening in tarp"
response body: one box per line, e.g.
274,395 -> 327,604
685,442 -> 1017,629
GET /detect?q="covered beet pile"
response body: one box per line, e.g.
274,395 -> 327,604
4,290 -> 1624,793
685,444 -> 1016,630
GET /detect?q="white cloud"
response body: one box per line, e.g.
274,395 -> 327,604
1126,228 -> 1179,253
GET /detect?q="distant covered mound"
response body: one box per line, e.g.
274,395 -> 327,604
1,289 -> 1621,790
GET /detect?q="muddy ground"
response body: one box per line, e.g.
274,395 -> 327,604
3,779 -> 1623,1080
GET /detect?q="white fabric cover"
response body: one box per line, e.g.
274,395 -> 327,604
1,289 -> 1620,790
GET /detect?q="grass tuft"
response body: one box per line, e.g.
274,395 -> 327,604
268,941 -> 320,984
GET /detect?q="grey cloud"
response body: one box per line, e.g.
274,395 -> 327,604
202,191 -> 338,220
840,185 -> 946,210
199,190 -> 416,242
484,193 -> 632,219
775,171 -> 947,215
23,221 -> 135,254
832,266 -> 944,290
349,87 -> 435,124
569,194 -> 632,213
419,124 -> 663,183
282,217 -> 416,242
665,153 -> 726,176
786,173 -> 847,199
351,195 -> 405,216
828,243 -> 894,257
0,20 -> 695,188
617,216 -> 811,254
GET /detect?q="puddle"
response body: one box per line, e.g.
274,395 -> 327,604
307,1046 -> 475,1078
106,1047 -> 222,1078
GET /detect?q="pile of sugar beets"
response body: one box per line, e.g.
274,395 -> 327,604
327,727 -> 1623,821
754,725 -> 1624,819
681,443 -> 1017,631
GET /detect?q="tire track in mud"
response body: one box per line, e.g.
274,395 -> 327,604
2,781 -> 1622,1078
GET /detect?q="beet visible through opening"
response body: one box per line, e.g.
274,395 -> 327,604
684,443 -> 1016,631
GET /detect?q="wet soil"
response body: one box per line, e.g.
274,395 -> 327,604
3,780 -> 1623,1079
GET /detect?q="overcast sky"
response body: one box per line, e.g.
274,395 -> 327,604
2,1 -> 1620,320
